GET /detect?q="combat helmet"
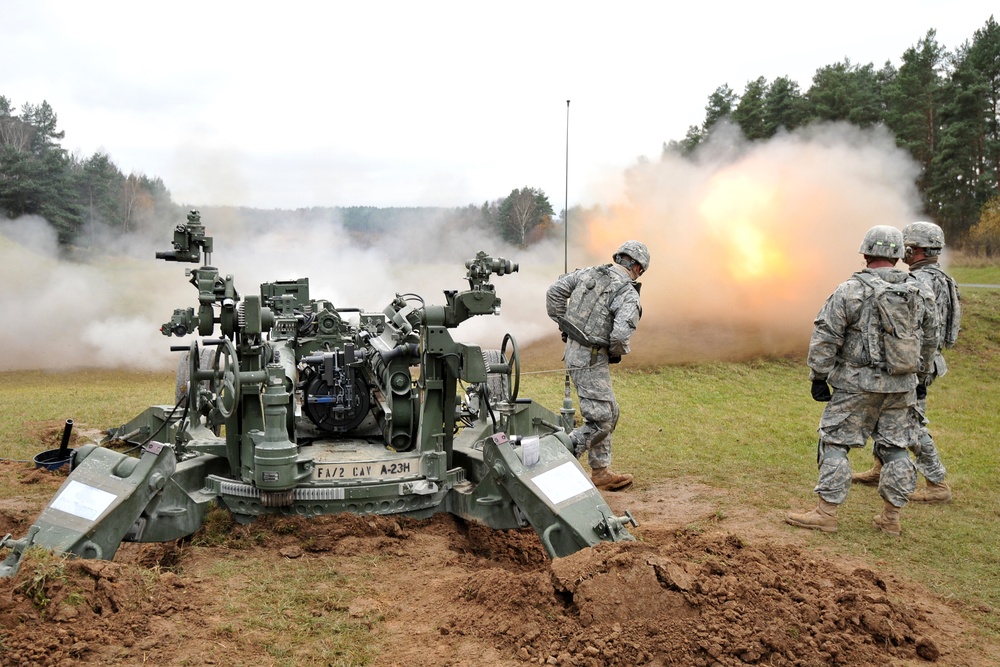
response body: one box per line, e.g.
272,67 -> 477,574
613,240 -> 650,273
903,221 -> 945,257
858,225 -> 904,259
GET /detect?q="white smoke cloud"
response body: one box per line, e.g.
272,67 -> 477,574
0,121 -> 924,372
0,208 -> 560,371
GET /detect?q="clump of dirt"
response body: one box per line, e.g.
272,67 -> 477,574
0,552 -> 175,666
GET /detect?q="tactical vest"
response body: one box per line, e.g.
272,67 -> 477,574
559,264 -> 633,348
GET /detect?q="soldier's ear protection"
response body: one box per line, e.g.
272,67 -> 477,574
616,254 -> 643,276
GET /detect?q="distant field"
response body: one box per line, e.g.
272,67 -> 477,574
950,266 -> 1000,285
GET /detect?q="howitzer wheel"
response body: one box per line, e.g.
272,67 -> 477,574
500,333 -> 520,403
176,344 -> 216,406
212,338 -> 241,418
182,340 -> 212,416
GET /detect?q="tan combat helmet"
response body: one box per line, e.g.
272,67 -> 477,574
613,240 -> 650,273
859,225 -> 904,259
903,221 -> 945,257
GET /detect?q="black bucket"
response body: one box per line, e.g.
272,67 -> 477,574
33,419 -> 75,471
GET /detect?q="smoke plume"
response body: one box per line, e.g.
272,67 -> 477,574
0,120 -> 925,373
569,121 -> 925,366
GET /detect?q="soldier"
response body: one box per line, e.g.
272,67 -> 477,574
852,221 -> 960,502
545,241 -> 648,491
785,226 -> 937,535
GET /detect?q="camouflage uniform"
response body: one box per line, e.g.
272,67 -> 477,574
808,266 -> 937,507
546,263 -> 641,469
908,259 -> 961,484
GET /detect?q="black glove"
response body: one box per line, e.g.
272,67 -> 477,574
609,355 -> 622,364
916,384 -> 927,400
811,379 -> 832,402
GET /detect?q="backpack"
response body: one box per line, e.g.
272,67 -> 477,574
559,265 -> 633,347
852,272 -> 922,376
924,265 -> 962,348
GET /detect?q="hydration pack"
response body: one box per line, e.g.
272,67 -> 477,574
852,271 -> 922,376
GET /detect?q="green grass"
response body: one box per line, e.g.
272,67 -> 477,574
949,265 -> 1000,285
202,553 -> 378,666
0,369 -> 172,459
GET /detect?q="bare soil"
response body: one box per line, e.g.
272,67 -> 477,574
2,429 -> 999,667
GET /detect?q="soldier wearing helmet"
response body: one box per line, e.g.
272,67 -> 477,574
786,225 -> 937,536
545,241 -> 648,491
854,221 -> 960,503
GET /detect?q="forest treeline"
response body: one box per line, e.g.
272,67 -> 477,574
668,18 -> 1000,252
0,99 -> 555,252
3,16 -> 1000,253
0,93 -> 555,251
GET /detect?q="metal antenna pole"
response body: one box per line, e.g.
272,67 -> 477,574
564,100 -> 570,274
560,99 -> 575,435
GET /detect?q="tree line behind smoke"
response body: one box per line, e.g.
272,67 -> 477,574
668,18 -> 1000,253
0,94 -> 556,253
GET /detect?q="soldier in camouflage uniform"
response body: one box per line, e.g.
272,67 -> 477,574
853,221 -> 960,503
785,226 -> 937,536
545,241 -> 648,491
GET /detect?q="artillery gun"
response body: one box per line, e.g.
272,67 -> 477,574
1,211 -> 636,576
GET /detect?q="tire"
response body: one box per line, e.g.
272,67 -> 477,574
175,346 -> 216,404
482,348 -> 510,405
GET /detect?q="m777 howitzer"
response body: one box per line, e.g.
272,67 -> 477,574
1,211 -> 636,576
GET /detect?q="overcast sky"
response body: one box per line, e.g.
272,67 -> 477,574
2,1 -> 996,210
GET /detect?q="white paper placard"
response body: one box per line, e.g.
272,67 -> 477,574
49,480 -> 118,521
532,461 -> 592,505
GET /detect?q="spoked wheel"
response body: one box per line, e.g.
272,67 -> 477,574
211,338 -> 241,418
500,333 -> 520,403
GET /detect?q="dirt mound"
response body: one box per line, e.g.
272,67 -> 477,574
0,553 -> 180,666
451,534 -> 940,666
0,472 -> 993,666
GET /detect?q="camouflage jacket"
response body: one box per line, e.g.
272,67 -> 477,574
546,263 -> 641,356
808,266 -> 937,393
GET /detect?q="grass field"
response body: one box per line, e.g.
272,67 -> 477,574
1,274 -> 998,644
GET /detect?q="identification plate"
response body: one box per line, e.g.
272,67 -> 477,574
312,459 -> 419,481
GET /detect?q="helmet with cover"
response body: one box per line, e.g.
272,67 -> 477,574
903,221 -> 945,257
858,225 -> 904,259
613,240 -> 650,273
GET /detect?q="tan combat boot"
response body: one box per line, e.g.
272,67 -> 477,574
591,467 -> 633,491
873,500 -> 902,536
852,456 -> 882,486
784,498 -> 839,533
909,480 -> 952,503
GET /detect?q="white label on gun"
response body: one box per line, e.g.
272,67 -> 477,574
49,480 -> 117,521
532,462 -> 593,505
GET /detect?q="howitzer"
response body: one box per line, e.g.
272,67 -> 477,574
1,211 -> 636,576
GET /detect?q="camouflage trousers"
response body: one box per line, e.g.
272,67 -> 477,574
912,394 -> 947,483
565,341 -> 620,469
813,389 -> 918,507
